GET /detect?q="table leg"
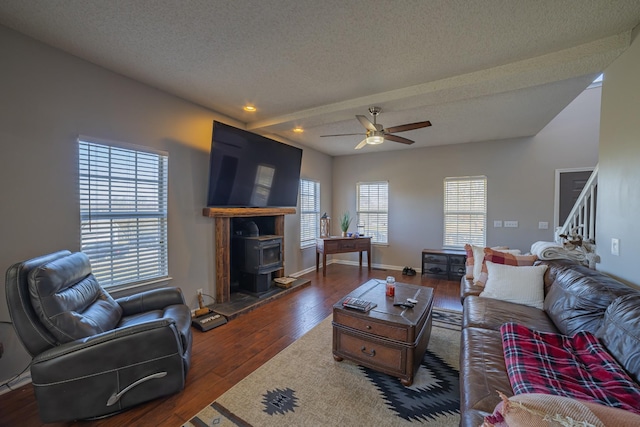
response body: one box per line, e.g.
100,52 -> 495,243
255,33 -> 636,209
367,250 -> 371,271
359,251 -> 363,268
401,377 -> 413,387
323,253 -> 327,276
316,251 -> 319,272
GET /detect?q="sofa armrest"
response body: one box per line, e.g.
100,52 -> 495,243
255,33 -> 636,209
116,287 -> 186,316
460,276 -> 483,303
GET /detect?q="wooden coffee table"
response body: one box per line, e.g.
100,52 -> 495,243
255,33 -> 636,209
332,279 -> 434,386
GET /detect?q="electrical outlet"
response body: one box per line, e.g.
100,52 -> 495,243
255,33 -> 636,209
197,288 -> 203,296
493,220 -> 503,228
611,238 -> 620,256
504,221 -> 518,228
538,221 -> 549,230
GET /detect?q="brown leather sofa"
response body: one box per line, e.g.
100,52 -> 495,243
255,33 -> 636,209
459,259 -> 640,426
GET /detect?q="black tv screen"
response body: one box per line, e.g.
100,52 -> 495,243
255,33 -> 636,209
206,121 -> 303,207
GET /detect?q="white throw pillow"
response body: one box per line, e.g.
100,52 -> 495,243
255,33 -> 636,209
471,245 -> 521,280
479,261 -> 547,309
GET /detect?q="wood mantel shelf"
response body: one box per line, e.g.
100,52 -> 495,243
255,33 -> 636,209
203,206 -> 297,304
203,207 -> 296,218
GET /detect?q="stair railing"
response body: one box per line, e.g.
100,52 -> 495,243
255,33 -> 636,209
557,164 -> 599,242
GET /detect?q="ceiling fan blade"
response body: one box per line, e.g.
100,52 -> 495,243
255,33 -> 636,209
355,139 -> 368,150
385,134 -> 414,145
356,115 -> 378,132
320,133 -> 366,137
384,120 -> 432,134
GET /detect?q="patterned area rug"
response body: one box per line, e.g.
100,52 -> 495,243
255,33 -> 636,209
184,308 -> 461,427
431,307 -> 463,331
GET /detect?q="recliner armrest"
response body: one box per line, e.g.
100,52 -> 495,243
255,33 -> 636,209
29,318 -> 186,423
116,287 -> 186,316
33,318 -> 177,363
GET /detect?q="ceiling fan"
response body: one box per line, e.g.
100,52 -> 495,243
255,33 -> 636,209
320,106 -> 432,150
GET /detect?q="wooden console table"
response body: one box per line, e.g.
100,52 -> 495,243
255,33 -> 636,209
316,236 -> 372,276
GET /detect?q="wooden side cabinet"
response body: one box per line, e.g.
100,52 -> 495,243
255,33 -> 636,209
421,249 -> 466,281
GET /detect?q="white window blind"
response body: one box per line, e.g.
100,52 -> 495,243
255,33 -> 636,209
299,179 -> 320,248
79,138 -> 169,288
357,181 -> 388,244
443,176 -> 486,248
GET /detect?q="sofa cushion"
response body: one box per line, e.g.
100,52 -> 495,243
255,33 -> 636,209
463,295 -> 558,333
485,392 -> 640,427
597,294 -> 640,385
460,327 -> 513,416
28,252 -> 122,343
501,322 -> 640,414
476,248 -> 537,286
480,262 -> 547,309
544,263 -> 636,335
464,244 -> 474,278
464,244 -> 518,280
536,259 -> 579,295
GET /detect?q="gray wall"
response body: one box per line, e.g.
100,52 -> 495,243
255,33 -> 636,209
283,145 -> 333,273
332,87 -> 601,269
0,26 -> 332,384
598,27 -> 640,286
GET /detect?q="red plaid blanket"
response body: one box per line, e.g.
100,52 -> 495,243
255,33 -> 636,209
501,322 -> 640,414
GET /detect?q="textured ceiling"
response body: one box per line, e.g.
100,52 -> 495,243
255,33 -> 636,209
1,1 -> 639,156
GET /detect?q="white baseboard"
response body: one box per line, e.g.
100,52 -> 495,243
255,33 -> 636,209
0,371 -> 32,396
290,259 -> 422,276
332,259 -> 422,274
289,264 -> 321,277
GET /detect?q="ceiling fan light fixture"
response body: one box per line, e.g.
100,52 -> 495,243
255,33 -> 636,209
366,131 -> 385,145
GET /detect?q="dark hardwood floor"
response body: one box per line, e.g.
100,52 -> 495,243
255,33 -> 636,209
0,264 -> 461,427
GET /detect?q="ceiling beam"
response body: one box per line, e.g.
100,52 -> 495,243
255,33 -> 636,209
246,32 -> 630,132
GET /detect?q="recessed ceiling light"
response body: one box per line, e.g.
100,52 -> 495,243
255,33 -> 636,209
243,105 -> 257,112
293,127 -> 304,133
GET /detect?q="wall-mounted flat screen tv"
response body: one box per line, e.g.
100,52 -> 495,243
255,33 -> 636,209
206,121 -> 303,207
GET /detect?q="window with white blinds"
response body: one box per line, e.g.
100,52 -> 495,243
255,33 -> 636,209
357,181 -> 388,244
443,176 -> 486,248
299,179 -> 320,248
79,138 -> 169,289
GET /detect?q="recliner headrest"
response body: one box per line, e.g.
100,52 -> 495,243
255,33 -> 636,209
28,252 -> 122,343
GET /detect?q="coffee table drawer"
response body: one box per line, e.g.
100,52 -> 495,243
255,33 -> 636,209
334,311 -> 407,341
334,328 -> 405,374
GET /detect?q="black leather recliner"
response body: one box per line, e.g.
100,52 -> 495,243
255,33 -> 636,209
5,250 -> 193,423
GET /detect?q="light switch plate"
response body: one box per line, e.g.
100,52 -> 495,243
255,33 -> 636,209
504,221 -> 518,228
538,221 -> 549,229
494,220 -> 502,228
611,238 -> 620,256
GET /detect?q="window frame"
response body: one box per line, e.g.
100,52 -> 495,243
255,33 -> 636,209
78,136 -> 169,290
299,178 -> 320,248
443,175 -> 487,249
357,181 -> 389,245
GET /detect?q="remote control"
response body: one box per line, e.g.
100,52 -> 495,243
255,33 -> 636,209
393,302 -> 415,308
343,297 -> 375,311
